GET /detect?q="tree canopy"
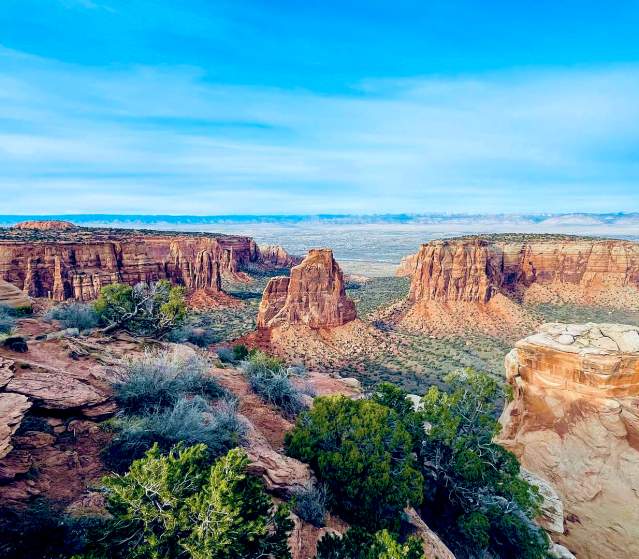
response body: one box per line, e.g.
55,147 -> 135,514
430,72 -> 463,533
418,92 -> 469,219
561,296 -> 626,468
285,395 -> 423,532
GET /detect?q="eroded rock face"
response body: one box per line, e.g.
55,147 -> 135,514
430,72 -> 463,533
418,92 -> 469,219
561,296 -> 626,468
498,323 -> 639,559
0,226 -> 286,301
407,237 -> 639,307
395,252 -> 419,277
258,245 -> 302,269
257,249 -> 357,329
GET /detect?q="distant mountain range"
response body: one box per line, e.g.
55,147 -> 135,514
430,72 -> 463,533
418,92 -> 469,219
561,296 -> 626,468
1,213 -> 638,227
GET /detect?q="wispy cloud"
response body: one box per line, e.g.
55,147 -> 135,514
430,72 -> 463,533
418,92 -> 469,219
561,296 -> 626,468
1,46 -> 638,214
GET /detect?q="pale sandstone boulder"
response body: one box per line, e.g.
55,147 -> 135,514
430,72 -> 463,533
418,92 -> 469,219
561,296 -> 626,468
0,392 -> 31,459
0,279 -> 31,310
5,362 -> 109,410
498,323 -> 639,559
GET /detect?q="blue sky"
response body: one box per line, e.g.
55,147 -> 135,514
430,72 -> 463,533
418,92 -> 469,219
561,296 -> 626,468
1,0 -> 639,214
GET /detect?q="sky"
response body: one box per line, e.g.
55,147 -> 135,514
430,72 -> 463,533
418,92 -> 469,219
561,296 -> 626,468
1,1 -> 639,215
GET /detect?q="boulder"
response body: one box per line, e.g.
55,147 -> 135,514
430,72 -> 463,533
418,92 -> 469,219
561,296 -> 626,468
5,367 -> 108,410
0,279 -> 31,310
0,392 -> 32,459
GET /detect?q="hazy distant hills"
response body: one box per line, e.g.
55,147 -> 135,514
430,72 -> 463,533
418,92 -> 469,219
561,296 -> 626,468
1,213 -> 638,228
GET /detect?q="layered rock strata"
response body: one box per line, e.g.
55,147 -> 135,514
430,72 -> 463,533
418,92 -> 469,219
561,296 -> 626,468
407,236 -> 639,307
498,323 -> 639,559
0,222 -> 297,302
257,249 -> 357,329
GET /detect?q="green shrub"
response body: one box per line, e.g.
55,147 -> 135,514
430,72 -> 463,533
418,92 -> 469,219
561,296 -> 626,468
45,302 -> 99,330
94,444 -> 292,559
104,396 -> 247,472
413,369 -> 548,558
94,280 -> 186,338
285,396 -> 423,531
316,527 -> 424,559
291,483 -> 327,527
0,305 -> 16,335
233,344 -> 249,361
114,349 -> 226,414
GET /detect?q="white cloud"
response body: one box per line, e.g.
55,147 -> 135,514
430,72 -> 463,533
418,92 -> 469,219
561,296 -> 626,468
1,46 -> 638,214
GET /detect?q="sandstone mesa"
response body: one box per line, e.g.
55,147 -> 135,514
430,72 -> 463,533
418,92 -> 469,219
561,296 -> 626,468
0,221 -> 297,303
401,236 -> 639,335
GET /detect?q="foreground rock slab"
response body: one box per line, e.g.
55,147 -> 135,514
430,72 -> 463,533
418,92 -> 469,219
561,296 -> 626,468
0,392 -> 31,459
499,322 -> 639,559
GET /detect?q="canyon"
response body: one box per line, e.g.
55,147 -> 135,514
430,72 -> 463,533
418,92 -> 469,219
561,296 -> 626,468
498,323 -> 639,559
0,221 -> 295,303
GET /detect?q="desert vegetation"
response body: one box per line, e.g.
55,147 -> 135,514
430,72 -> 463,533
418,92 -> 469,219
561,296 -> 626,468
0,305 -> 16,335
104,349 -> 246,472
75,445 -> 293,559
95,280 -> 187,338
45,301 -> 100,330
240,350 -> 308,418
285,370 -> 551,559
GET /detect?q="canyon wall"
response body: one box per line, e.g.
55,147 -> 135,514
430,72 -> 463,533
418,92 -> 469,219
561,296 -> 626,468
257,249 -> 357,329
498,323 -> 639,559
0,223 -> 297,302
407,236 -> 639,308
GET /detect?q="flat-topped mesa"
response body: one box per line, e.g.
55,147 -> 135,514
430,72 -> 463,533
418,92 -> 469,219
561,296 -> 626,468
498,323 -> 639,558
257,249 -> 357,329
0,226 -> 295,302
407,236 -> 639,307
13,220 -> 76,231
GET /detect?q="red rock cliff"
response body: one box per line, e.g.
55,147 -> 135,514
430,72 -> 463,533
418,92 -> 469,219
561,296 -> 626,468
257,249 -> 357,329
498,323 -> 639,559
0,224 -> 282,301
407,236 -> 639,307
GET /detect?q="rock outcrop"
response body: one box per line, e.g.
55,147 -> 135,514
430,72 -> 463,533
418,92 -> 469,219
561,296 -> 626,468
257,249 -> 357,330
498,323 -> 639,559
257,245 -> 302,269
0,224 -> 296,302
408,236 -> 639,307
0,391 -> 31,459
0,279 -> 31,309
13,220 -> 77,231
